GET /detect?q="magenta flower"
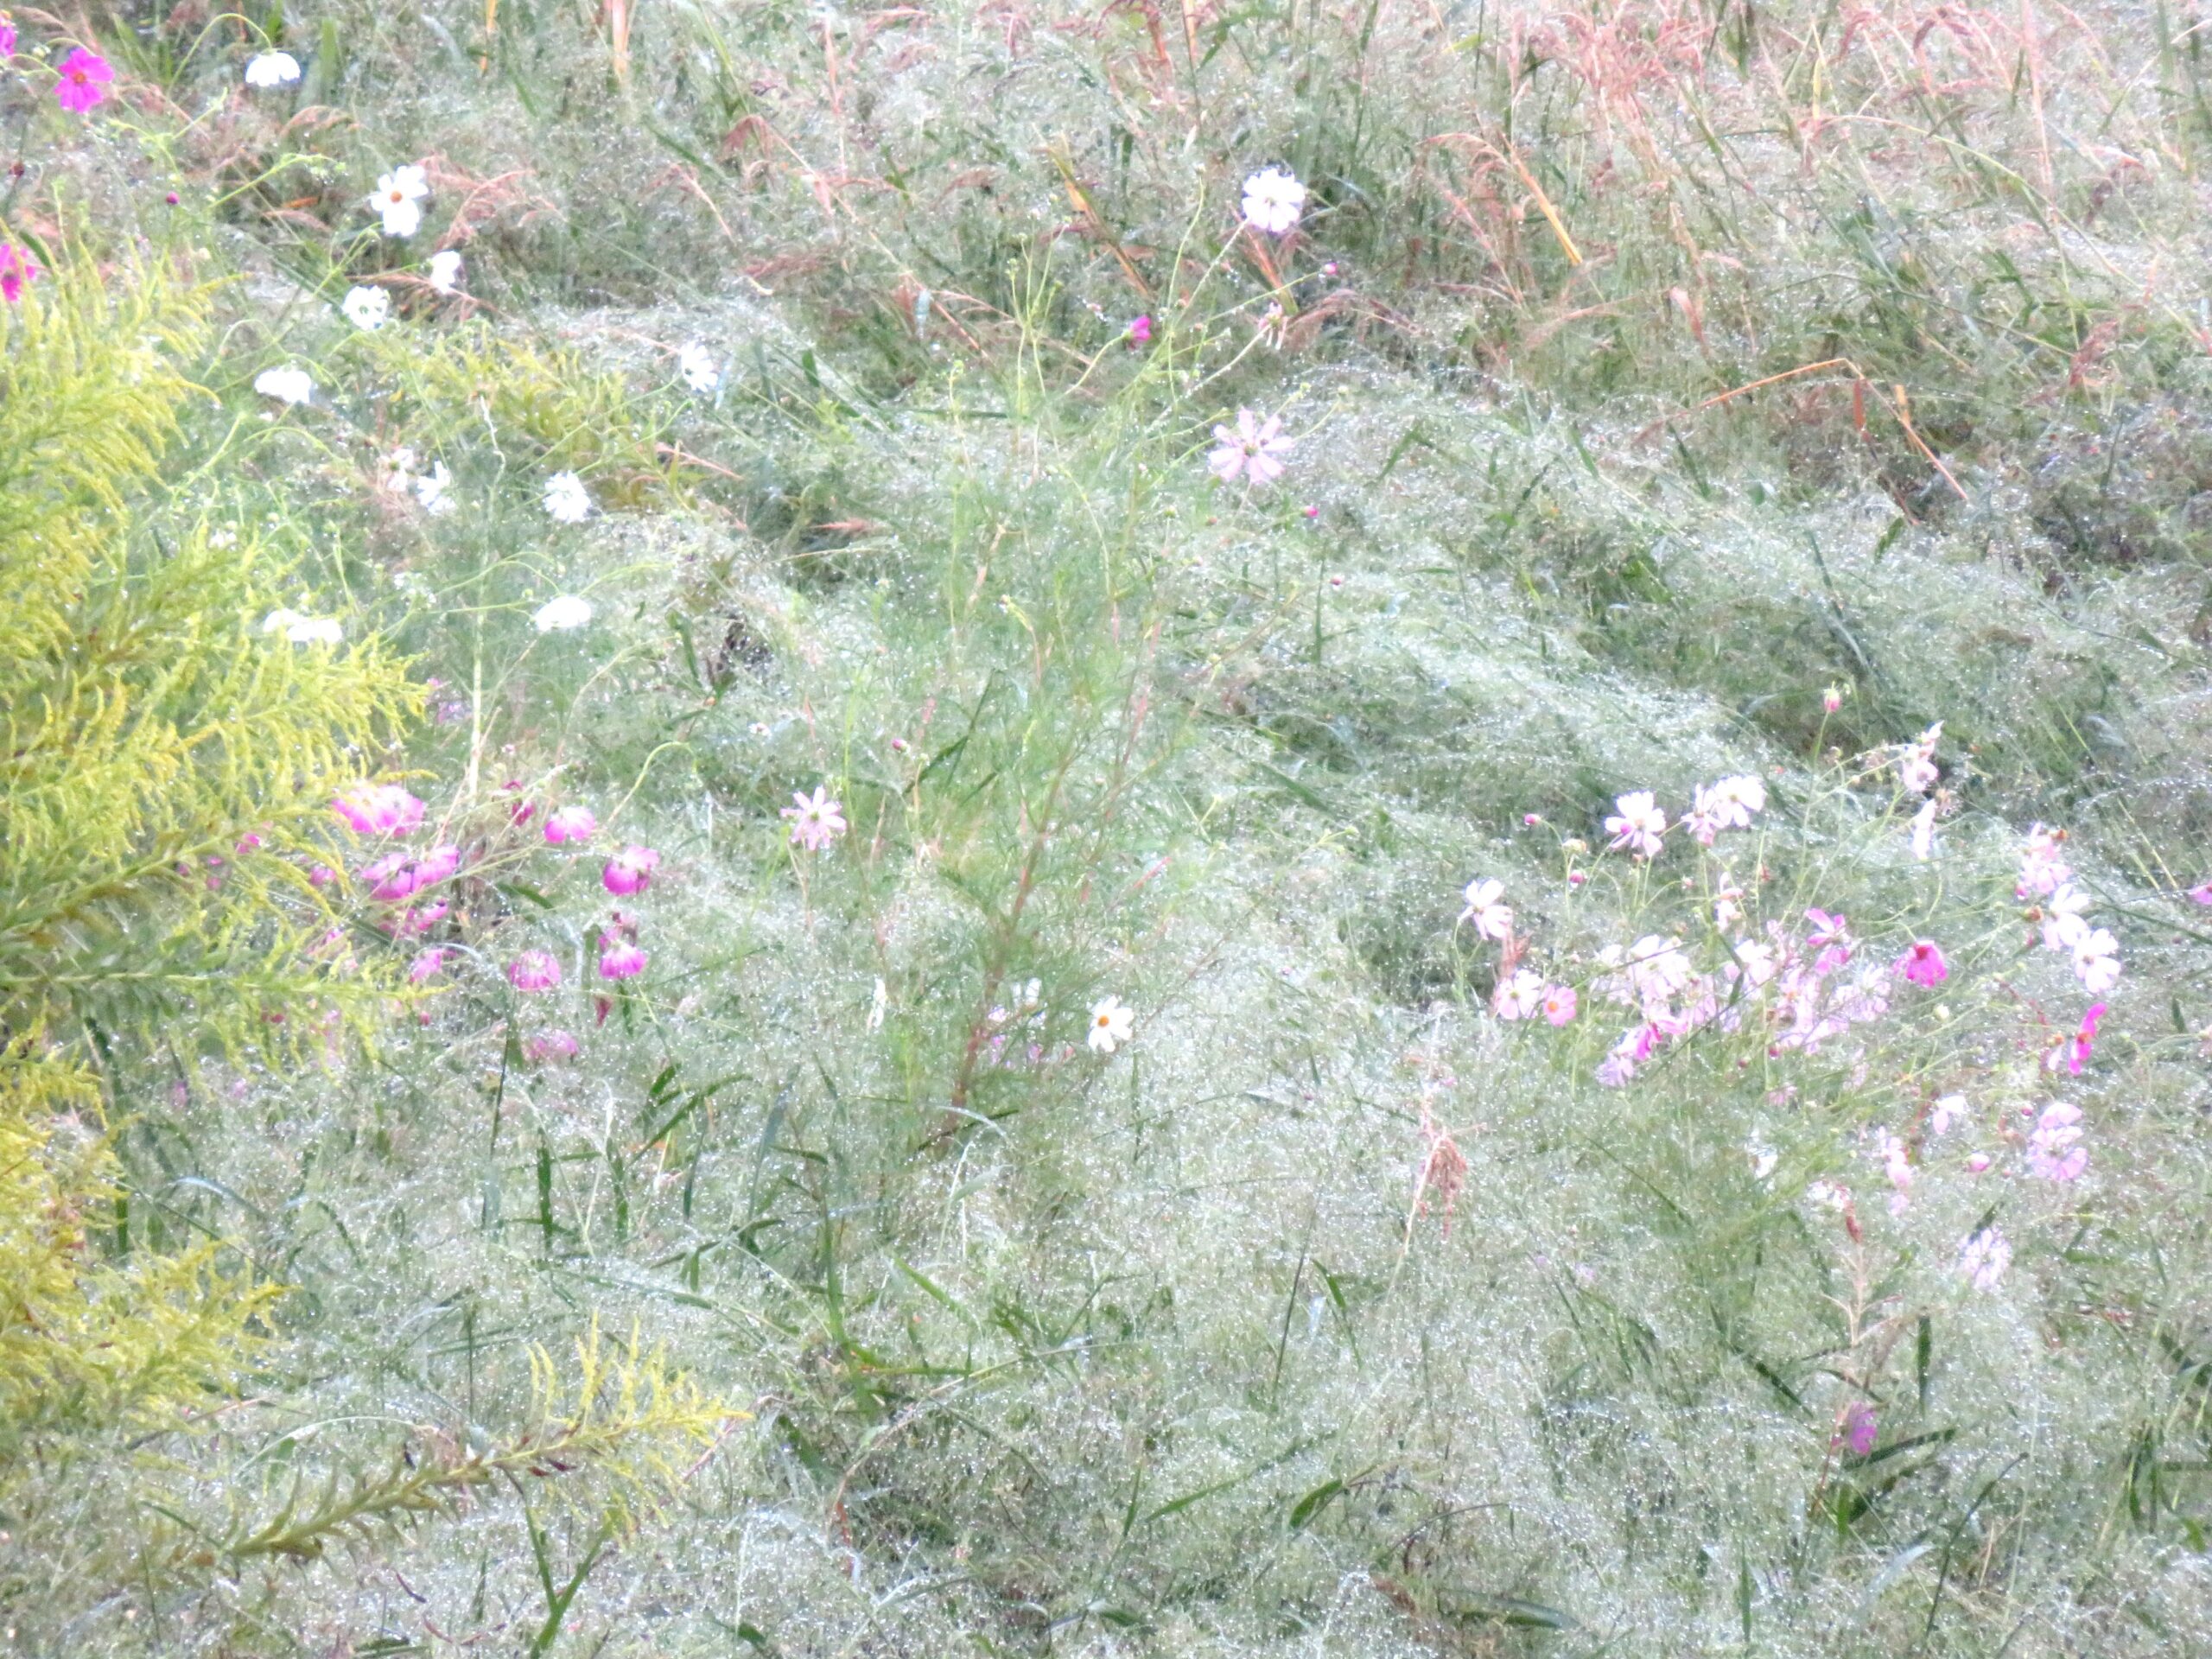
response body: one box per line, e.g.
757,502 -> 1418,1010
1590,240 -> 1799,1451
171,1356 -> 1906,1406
602,845 -> 660,895
524,1028 -> 579,1063
598,936 -> 646,981
402,900 -> 448,934
1128,314 -> 1152,345
406,947 -> 446,984
2191,880 -> 2212,906
54,47 -> 114,112
1896,939 -> 1948,988
2050,1002 -> 2106,1076
1208,409 -> 1293,486
1839,1400 -> 1877,1457
506,950 -> 562,993
0,244 -> 35,304
543,804 -> 597,845
0,22 -> 16,57
783,786 -> 847,852
334,781 -> 425,836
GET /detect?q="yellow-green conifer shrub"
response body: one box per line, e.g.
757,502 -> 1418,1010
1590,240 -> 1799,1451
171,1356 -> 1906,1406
0,259 -> 409,1446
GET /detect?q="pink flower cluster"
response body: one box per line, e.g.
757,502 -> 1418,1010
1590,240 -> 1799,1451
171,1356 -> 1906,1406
2019,823 -> 2120,998
500,793 -> 664,1035
1599,776 -> 1767,862
334,782 -> 425,836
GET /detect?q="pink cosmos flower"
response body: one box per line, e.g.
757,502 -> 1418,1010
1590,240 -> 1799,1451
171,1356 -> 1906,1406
406,947 -> 446,984
2048,1001 -> 2105,1076
1897,722 -> 1942,795
334,781 -> 425,837
54,47 -> 114,111
1896,939 -> 1948,988
1839,1400 -> 1877,1457
1208,410 -> 1293,486
0,244 -> 35,304
2025,1102 -> 2087,1182
2039,883 -> 2090,951
0,22 -> 15,57
506,950 -> 562,993
1128,315 -> 1152,345
2017,823 -> 2071,899
308,863 -> 337,888
1959,1226 -> 2011,1291
1491,969 -> 1543,1020
1603,791 -> 1668,859
783,786 -> 847,852
401,900 -> 448,934
602,845 -> 660,896
598,936 -> 646,981
524,1029 -> 580,1063
1803,908 -> 1852,973
361,843 -> 460,903
543,804 -> 597,844
1459,877 -> 1512,943
1541,984 -> 1578,1026
2190,880 -> 2212,906
2071,927 -> 2121,995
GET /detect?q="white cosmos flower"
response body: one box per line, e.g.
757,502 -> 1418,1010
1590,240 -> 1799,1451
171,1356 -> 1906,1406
1910,798 -> 1938,861
1086,995 -> 1135,1054
532,594 -> 594,632
342,284 -> 390,331
369,165 -> 429,238
427,250 -> 463,293
543,471 -> 591,524
678,342 -> 720,393
252,365 -> 314,405
414,461 -> 454,515
262,608 -> 342,645
244,50 -> 301,87
1240,166 -> 1306,235
2071,927 -> 2121,995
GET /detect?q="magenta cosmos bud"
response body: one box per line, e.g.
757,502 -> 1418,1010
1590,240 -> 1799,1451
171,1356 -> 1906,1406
543,804 -> 597,844
602,845 -> 659,896
506,950 -> 562,992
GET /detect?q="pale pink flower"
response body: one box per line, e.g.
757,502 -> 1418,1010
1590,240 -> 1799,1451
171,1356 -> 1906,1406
543,805 -> 598,845
1208,409 -> 1293,486
1803,908 -> 1852,973
2040,884 -> 2091,951
1929,1094 -> 1966,1136
783,786 -> 847,852
1491,969 -> 1543,1020
406,947 -> 446,984
507,950 -> 562,993
1712,869 -> 1745,929
1959,1227 -> 2011,1290
1897,722 -> 1942,795
598,937 -> 647,981
524,1029 -> 580,1063
1966,1151 -> 1993,1173
1459,877 -> 1512,943
1833,964 -> 1891,1025
602,845 -> 660,895
1687,776 -> 1763,843
2071,927 -> 2120,995
1732,937 -> 1780,989
1603,791 -> 1668,859
55,47 -> 113,112
2017,823 -> 2071,899
334,781 -> 425,836
1541,984 -> 1578,1026
2025,1102 -> 2087,1182
1896,939 -> 1948,988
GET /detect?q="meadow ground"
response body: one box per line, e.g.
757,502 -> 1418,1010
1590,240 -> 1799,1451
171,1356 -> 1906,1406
6,0 -> 2212,1652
